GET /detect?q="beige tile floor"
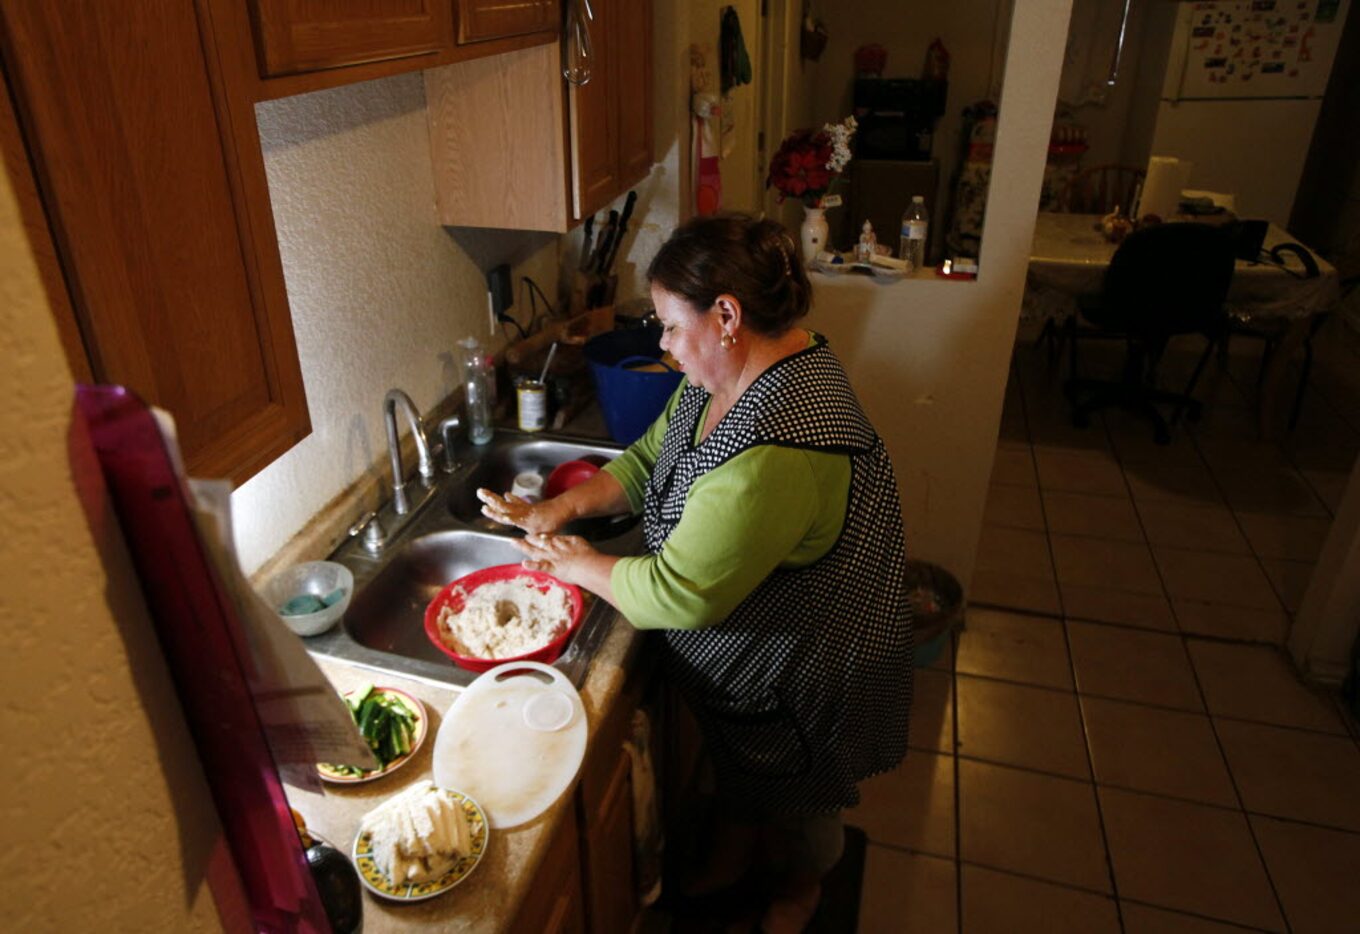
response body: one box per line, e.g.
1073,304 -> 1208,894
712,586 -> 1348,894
856,330 -> 1360,932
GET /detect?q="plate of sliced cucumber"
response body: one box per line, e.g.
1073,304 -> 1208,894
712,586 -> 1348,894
317,685 -> 427,784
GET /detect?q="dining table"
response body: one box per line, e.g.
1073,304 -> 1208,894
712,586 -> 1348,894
1025,211 -> 1343,439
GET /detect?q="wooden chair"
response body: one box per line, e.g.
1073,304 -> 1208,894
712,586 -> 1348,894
1061,164 -> 1146,215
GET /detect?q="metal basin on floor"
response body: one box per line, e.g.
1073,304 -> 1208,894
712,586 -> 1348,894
302,430 -> 642,688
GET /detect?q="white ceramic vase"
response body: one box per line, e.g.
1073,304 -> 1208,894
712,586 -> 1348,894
799,205 -> 828,262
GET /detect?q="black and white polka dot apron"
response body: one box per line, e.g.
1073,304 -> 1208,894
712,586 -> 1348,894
643,335 -> 913,815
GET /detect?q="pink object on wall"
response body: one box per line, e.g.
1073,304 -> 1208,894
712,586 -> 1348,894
75,385 -> 331,933
692,93 -> 722,215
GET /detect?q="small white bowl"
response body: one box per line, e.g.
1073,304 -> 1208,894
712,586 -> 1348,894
262,560 -> 354,637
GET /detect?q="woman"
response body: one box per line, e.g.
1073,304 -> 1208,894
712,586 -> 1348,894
478,214 -> 912,931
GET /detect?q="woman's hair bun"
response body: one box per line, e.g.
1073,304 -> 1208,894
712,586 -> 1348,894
647,213 -> 812,334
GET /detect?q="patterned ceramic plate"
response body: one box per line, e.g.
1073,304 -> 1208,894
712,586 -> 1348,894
317,687 -> 427,784
351,789 -> 489,901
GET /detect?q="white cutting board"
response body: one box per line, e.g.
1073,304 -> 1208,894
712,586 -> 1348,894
432,661 -> 587,829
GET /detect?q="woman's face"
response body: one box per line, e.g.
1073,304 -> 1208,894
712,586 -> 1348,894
652,285 -> 730,393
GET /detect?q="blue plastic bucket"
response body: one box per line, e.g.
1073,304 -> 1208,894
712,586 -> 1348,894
584,327 -> 684,445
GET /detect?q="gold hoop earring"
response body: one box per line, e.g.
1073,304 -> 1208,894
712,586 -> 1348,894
720,333 -> 736,350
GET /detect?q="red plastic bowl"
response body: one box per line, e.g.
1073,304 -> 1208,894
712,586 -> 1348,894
544,459 -> 600,499
423,564 -> 584,673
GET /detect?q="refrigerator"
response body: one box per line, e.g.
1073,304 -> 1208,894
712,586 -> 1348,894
1131,0 -> 1351,225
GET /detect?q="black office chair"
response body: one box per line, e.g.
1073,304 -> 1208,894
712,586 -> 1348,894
1063,223 -> 1236,444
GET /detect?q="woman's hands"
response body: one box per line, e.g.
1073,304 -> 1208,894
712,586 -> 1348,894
514,532 -> 599,587
477,473 -> 626,603
476,488 -> 570,535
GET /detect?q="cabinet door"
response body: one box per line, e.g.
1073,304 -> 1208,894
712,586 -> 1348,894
1,1 -> 309,485
247,0 -> 454,77
613,0 -> 653,188
511,807 -> 585,934
581,745 -> 638,933
458,0 -> 559,44
568,0 -> 618,220
425,43 -> 570,231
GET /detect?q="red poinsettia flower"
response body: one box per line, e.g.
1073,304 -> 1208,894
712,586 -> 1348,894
766,129 -> 839,206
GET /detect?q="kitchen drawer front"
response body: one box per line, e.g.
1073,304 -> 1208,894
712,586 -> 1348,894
248,0 -> 455,77
458,0 -> 560,44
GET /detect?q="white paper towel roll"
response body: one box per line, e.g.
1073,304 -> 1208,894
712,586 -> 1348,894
1138,156 -> 1193,220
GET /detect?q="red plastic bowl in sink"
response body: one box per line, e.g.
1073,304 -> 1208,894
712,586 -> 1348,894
544,459 -> 600,499
424,564 -> 585,673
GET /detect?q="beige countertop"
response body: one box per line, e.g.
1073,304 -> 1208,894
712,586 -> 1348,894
287,612 -> 644,932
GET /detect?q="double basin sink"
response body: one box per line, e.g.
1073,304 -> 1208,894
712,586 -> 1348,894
305,432 -> 642,688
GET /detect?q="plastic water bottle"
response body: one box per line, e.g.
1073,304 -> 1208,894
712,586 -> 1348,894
458,337 -> 494,445
900,195 -> 928,272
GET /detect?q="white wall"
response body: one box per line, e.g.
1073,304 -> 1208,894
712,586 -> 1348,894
808,0 -> 1075,590
230,74 -> 563,575
2,153 -> 230,932
1292,452 -> 1360,685
1151,98 -> 1323,225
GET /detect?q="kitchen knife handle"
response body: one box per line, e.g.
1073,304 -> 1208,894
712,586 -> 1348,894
578,213 -> 596,272
593,209 -> 619,275
601,190 -> 637,277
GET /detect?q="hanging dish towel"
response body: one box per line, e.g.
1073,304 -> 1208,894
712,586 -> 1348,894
720,6 -> 752,95
692,92 -> 722,215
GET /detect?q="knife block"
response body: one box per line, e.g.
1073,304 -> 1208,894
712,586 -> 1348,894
569,272 -> 619,316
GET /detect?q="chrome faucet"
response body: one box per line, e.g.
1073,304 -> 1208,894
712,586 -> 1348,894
384,389 -> 436,515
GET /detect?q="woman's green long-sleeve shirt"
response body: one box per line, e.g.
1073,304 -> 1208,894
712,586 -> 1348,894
602,379 -> 851,631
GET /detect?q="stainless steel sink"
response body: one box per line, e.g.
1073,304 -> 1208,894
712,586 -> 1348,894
303,431 -> 643,688
446,437 -> 640,540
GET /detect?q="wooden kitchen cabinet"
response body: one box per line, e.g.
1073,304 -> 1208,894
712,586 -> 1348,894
458,0 -> 560,44
612,0 -> 654,187
572,661 -> 649,934
569,0 -> 653,220
425,0 -> 653,231
511,806 -> 587,934
567,0 -> 618,221
0,0 -> 310,486
579,743 -> 639,933
245,0 -> 456,78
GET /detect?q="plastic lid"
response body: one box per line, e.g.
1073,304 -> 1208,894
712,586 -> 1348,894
523,691 -> 575,732
911,195 -> 925,203
511,471 -> 545,499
